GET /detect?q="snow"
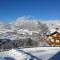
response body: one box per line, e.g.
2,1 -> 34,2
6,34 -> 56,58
8,49 -> 25,60
18,47 -> 60,60
44,20 -> 60,33
0,18 -> 60,60
0,47 -> 60,60
0,49 -> 25,60
0,18 -> 60,40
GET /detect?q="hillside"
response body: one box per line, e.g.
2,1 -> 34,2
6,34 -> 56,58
0,47 -> 60,60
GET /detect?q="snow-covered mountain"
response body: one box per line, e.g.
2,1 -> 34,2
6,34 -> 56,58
0,17 -> 60,40
0,17 -> 60,41
44,20 -> 60,33
0,18 -> 41,40
0,17 -> 58,31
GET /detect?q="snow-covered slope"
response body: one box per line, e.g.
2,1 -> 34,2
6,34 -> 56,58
18,47 -> 60,60
0,49 -> 25,60
0,47 -> 60,60
43,20 -> 60,33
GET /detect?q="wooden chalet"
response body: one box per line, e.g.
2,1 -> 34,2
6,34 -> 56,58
46,31 -> 60,46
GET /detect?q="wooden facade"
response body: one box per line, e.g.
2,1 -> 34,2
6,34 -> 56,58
46,31 -> 60,46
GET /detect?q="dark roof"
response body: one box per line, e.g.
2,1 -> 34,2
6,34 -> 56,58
46,31 -> 60,36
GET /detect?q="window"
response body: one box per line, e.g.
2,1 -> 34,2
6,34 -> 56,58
49,36 -> 52,39
51,39 -> 54,42
56,40 -> 59,43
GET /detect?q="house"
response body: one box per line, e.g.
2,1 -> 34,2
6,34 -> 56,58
46,31 -> 60,46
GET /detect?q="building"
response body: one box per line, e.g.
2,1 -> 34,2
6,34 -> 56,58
46,31 -> 60,46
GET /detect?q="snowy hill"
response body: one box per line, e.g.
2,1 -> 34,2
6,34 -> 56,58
0,17 -> 60,39
43,20 -> 60,33
0,47 -> 60,60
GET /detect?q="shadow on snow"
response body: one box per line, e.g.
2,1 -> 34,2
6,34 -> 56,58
18,49 -> 42,60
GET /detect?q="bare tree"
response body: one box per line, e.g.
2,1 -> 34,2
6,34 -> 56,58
37,21 -> 49,46
37,21 -> 49,36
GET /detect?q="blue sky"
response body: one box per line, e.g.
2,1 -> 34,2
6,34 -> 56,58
0,0 -> 60,22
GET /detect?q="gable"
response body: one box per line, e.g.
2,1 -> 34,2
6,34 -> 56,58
47,31 -> 60,37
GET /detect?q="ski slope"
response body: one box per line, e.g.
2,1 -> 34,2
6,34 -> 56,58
0,47 -> 60,60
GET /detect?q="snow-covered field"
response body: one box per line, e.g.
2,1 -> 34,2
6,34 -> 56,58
0,47 -> 60,60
